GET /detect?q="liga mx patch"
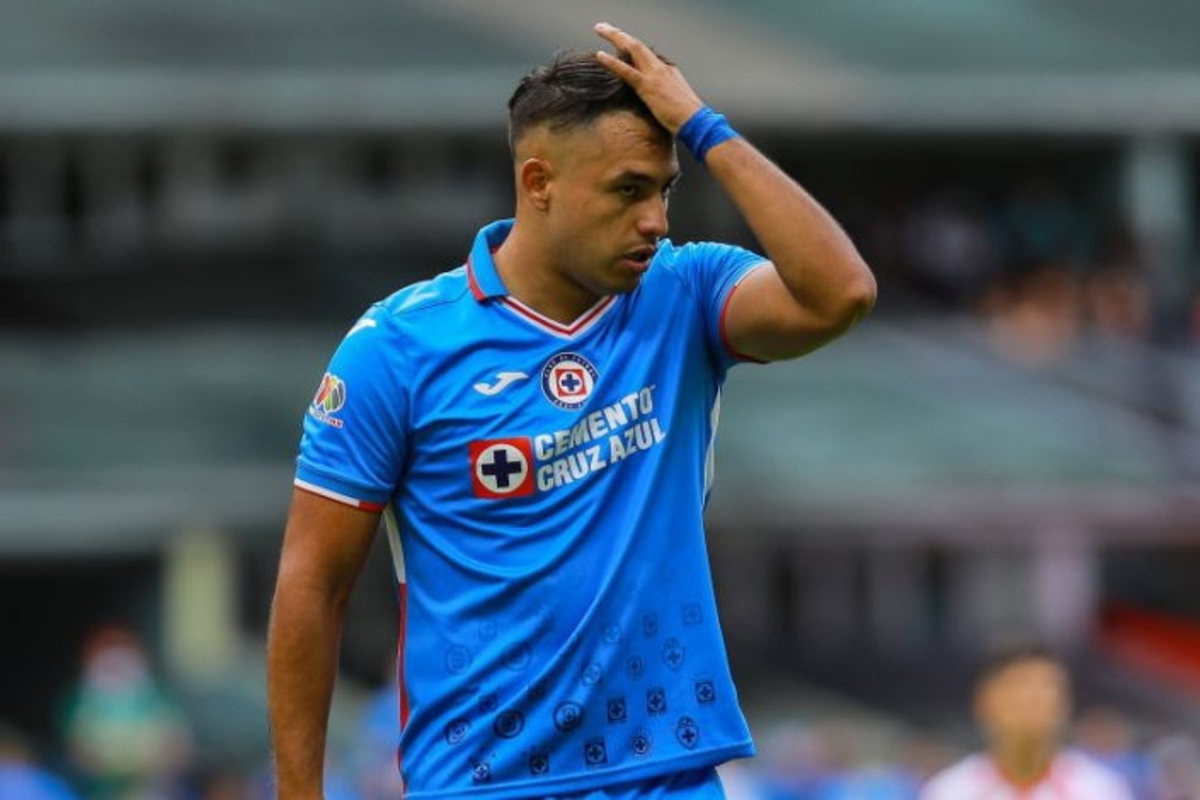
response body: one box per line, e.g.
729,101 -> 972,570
541,352 -> 598,410
309,372 -> 347,428
469,437 -> 535,499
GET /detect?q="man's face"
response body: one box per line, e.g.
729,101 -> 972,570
537,111 -> 680,300
975,657 -> 1070,746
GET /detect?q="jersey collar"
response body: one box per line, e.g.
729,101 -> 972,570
466,219 -> 514,301
464,217 -> 620,339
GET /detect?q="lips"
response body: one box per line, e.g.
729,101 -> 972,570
621,245 -> 657,269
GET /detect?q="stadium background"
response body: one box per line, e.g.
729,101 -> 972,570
2,0 -> 1199,796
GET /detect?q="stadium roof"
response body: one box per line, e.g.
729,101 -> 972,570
3,0 -> 1200,133
3,321 -> 1198,555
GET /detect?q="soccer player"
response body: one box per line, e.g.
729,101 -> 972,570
267,22 -> 876,799
920,644 -> 1133,800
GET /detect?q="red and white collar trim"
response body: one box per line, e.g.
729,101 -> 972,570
977,753 -> 1071,799
499,295 -> 616,339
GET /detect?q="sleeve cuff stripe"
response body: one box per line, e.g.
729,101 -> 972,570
719,261 -> 771,364
294,479 -> 386,512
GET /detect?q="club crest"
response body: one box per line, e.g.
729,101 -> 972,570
541,352 -> 599,410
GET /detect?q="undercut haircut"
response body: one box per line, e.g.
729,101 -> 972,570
507,49 -> 668,153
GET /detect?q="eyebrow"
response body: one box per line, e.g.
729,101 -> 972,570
610,169 -> 683,192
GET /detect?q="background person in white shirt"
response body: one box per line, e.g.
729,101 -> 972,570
921,643 -> 1132,800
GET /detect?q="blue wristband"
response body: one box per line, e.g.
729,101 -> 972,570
676,106 -> 738,163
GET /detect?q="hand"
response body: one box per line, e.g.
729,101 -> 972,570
594,22 -> 705,135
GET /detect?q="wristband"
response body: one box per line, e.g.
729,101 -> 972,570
676,106 -> 739,163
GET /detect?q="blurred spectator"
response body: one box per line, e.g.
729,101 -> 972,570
753,722 -> 832,798
996,180 -> 1092,275
873,175 -> 1163,357
1149,734 -> 1200,800
979,266 -> 1083,366
747,719 -> 923,800
0,721 -> 78,800
1084,268 -> 1147,340
901,189 -> 1000,307
58,625 -> 193,799
1084,266 -> 1152,341
896,736 -> 959,794
919,643 -> 1132,799
1074,705 -> 1156,799
1081,229 -> 1152,342
717,758 -> 768,800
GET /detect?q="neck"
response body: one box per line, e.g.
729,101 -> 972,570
990,738 -> 1058,788
493,219 -> 601,325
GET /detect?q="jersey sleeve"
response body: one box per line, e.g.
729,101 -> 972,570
294,306 -> 409,511
1091,760 -> 1136,800
664,240 -> 770,370
917,773 -> 958,800
916,759 -> 975,800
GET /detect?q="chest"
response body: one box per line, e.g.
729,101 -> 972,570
403,294 -> 715,502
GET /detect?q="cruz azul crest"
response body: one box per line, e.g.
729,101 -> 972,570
541,352 -> 598,410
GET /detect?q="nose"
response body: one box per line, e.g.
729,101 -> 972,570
637,196 -> 669,240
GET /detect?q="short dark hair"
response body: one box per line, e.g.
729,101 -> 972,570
976,641 -> 1065,686
507,50 -> 665,152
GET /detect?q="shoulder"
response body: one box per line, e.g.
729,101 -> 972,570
347,266 -> 474,353
650,239 -> 769,300
318,267 -> 474,395
652,239 -> 755,272
375,265 -> 472,320
1059,751 -> 1133,798
920,754 -> 988,799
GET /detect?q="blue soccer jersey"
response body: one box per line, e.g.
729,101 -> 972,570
295,219 -> 767,798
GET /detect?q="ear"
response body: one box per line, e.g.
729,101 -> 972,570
518,157 -> 552,212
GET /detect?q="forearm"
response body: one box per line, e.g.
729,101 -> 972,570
267,581 -> 346,800
705,135 -> 876,324
591,24 -> 876,357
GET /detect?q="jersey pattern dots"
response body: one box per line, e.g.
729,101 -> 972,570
296,219 -> 767,798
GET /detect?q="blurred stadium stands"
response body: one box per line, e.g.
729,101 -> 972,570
2,0 -> 1199,796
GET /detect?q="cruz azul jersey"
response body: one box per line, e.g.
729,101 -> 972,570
295,219 -> 767,797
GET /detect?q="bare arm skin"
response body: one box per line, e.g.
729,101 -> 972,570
267,488 -> 381,799
705,140 -> 877,360
595,23 -> 876,361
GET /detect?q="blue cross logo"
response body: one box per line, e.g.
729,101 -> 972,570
676,717 -> 699,750
646,687 -> 667,715
662,638 -> 686,671
480,447 -> 524,488
554,701 -> 584,732
472,439 -> 535,499
529,751 -> 549,775
584,738 -> 608,766
558,370 -> 583,393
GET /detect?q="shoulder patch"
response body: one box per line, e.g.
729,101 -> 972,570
309,373 -> 347,428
